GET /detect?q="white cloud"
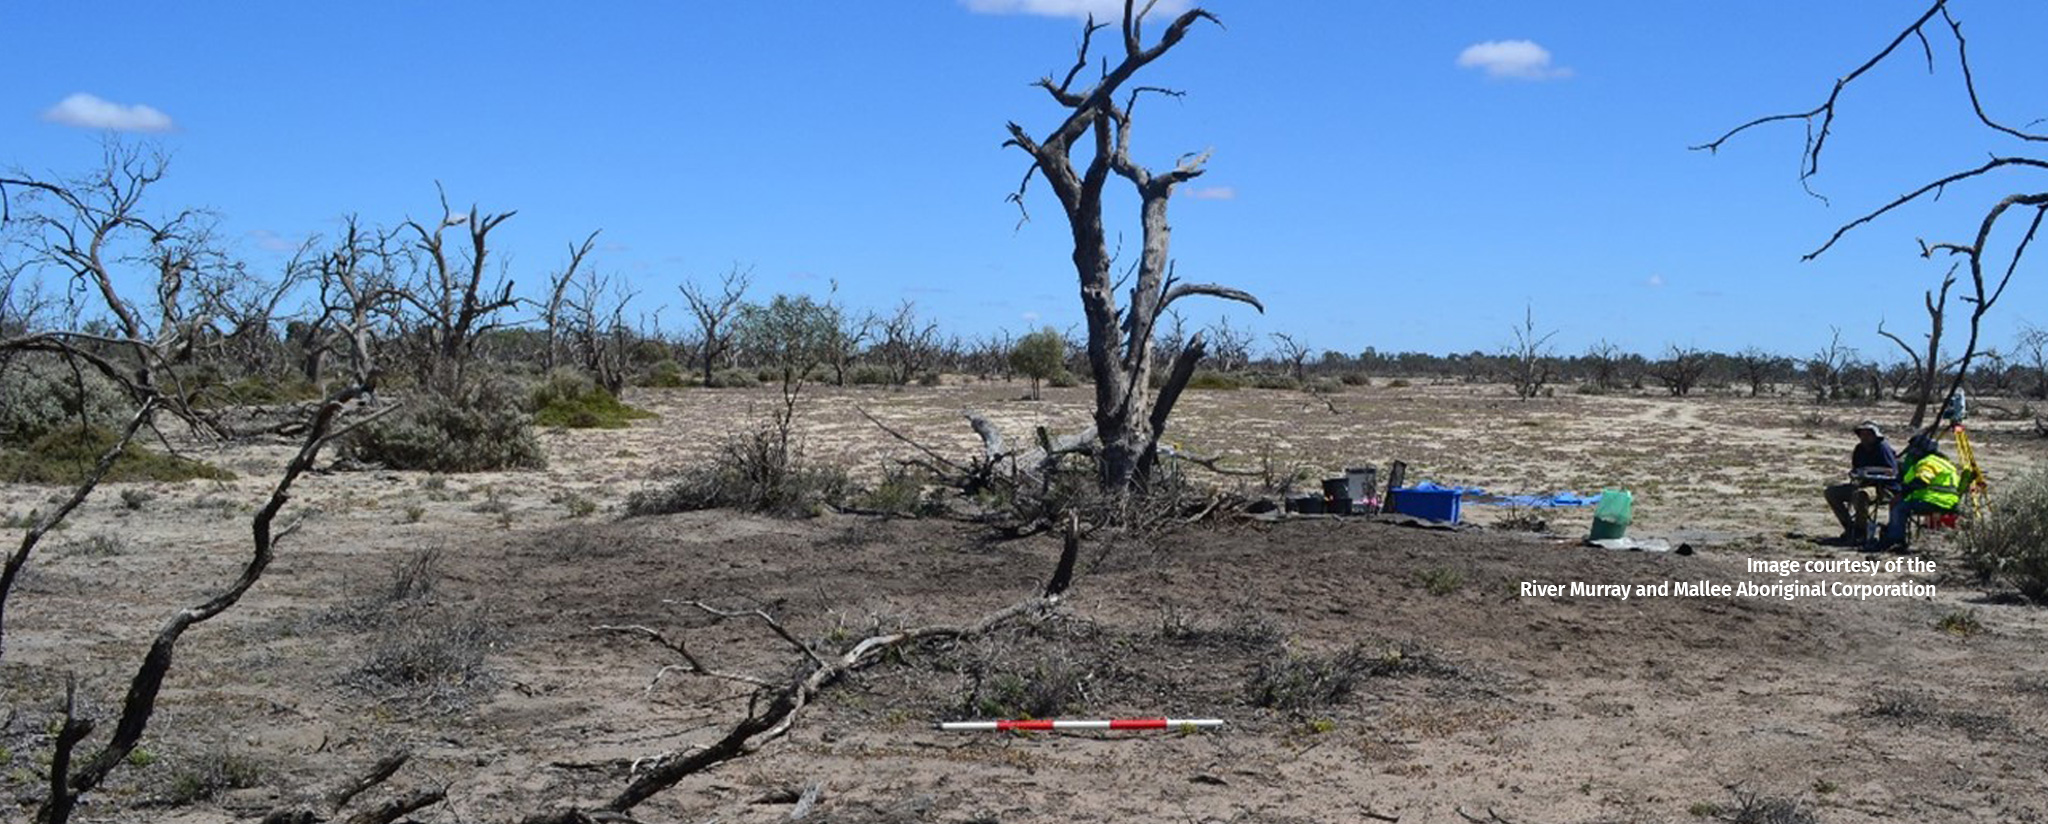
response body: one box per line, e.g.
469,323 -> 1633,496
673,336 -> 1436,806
1022,311 -> 1041,322
1186,185 -> 1236,201
246,230 -> 299,253
41,93 -> 177,132
1646,274 -> 1666,288
963,0 -> 1189,20
1456,40 -> 1572,81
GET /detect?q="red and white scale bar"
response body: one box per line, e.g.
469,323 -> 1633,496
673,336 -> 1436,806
935,718 -> 1224,732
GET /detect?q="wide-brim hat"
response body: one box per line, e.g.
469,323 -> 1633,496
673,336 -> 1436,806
1853,420 -> 1883,438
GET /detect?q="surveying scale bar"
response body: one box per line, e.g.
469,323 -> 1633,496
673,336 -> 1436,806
936,718 -> 1224,732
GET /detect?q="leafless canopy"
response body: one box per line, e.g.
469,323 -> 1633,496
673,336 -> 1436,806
1005,0 -> 1262,490
1697,0 -> 2046,430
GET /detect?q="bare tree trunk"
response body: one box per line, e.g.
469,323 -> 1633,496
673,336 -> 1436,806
1006,2 -> 1261,491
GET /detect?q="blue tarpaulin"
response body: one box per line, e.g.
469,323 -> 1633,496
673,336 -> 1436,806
1404,481 -> 1598,508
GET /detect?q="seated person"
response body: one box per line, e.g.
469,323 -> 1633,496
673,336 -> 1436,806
1823,420 -> 1897,544
1879,433 -> 1961,552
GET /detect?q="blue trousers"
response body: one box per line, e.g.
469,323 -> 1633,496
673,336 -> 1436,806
1882,498 -> 1949,546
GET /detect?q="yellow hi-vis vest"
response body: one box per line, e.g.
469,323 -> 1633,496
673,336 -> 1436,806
1903,453 -> 1961,511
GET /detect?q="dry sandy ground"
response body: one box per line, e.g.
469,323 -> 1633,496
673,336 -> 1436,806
2,381 -> 2045,823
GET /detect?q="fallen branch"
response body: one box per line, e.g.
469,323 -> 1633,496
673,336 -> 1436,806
259,750 -> 441,824
525,517 -> 1084,824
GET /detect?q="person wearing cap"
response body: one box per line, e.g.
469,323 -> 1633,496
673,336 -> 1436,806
1878,432 -> 1961,551
1823,420 -> 1898,545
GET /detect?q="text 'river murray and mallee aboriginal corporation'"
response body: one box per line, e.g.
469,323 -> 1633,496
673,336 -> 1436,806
1518,556 -> 1939,602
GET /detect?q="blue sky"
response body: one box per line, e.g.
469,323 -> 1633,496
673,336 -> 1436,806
5,1 -> 2044,360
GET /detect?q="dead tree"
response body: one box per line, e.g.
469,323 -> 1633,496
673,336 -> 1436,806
575,274 -> 637,396
875,299 -> 941,385
3,155 -> 411,821
1583,340 -> 1625,390
1876,268 -> 1958,428
824,283 -> 875,386
680,264 -> 752,386
1502,305 -> 1557,400
397,185 -> 518,391
1733,346 -> 1786,397
1650,344 -> 1709,397
2016,324 -> 2048,400
1805,327 -> 1855,403
1698,0 -> 2046,434
542,230 -> 601,373
1203,316 -> 1253,373
1004,1 -> 1262,490
1269,332 -> 1311,382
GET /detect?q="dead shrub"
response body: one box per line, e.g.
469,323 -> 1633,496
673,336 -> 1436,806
1862,688 -> 1935,723
1156,605 -> 1283,653
1244,639 -> 1457,714
345,604 -> 501,709
625,423 -> 848,517
144,744 -> 270,807
1718,787 -> 1819,824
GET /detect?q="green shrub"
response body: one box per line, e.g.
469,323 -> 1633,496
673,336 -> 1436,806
0,356 -> 134,445
853,466 -> 939,516
638,360 -> 688,388
0,425 -> 232,485
1185,370 -> 1245,390
530,369 -> 655,429
705,367 -> 759,388
1339,372 -> 1371,386
1385,378 -> 1412,388
1046,369 -> 1080,388
1960,468 -> 2048,602
344,380 -> 545,472
1251,373 -> 1300,391
844,364 -> 890,385
1010,328 -> 1068,398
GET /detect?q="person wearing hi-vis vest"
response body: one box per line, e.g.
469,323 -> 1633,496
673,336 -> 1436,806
1879,432 -> 1961,552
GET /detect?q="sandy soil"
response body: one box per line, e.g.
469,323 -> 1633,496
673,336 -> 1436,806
2,381 -> 2045,823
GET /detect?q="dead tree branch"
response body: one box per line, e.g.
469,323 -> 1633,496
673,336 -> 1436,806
525,521 -> 1084,824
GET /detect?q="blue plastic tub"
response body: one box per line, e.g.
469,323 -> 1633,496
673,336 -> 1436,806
1389,487 -> 1461,523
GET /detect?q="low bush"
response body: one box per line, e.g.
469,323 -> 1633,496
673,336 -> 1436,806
1185,370 -> 1245,391
150,745 -> 269,806
848,364 -> 895,386
530,369 -> 655,429
1244,639 -> 1457,714
852,465 -> 940,517
344,379 -> 545,472
0,355 -> 134,445
1338,372 -> 1370,386
1046,369 -> 1080,388
1250,373 -> 1300,391
1959,468 -> 2048,602
0,425 -> 232,485
704,367 -> 759,388
638,360 -> 688,388
625,425 -> 848,517
345,603 -> 500,709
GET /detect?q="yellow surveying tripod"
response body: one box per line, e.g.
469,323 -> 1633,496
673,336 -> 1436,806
1941,392 -> 1991,515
